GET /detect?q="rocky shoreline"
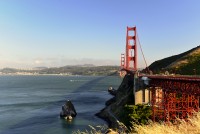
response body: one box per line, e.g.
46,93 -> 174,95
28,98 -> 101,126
96,72 -> 135,129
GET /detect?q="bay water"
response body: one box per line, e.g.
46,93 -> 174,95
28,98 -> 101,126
0,75 -> 122,134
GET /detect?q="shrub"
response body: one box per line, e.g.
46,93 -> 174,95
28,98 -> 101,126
119,104 -> 152,128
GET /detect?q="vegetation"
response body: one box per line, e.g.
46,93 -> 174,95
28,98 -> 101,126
119,104 -> 152,128
169,53 -> 200,75
75,112 -> 200,134
134,112 -> 200,134
148,45 -> 200,75
39,65 -> 119,75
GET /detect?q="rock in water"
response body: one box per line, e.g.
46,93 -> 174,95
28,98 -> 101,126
60,100 -> 77,120
108,86 -> 117,96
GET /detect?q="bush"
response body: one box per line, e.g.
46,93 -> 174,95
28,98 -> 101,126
119,104 -> 152,128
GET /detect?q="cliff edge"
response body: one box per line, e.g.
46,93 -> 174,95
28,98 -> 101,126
96,72 -> 134,129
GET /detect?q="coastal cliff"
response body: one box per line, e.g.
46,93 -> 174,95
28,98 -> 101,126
96,72 -> 134,129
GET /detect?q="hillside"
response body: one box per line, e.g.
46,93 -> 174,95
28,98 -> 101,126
148,45 -> 200,75
0,65 -> 119,76
39,65 -> 119,75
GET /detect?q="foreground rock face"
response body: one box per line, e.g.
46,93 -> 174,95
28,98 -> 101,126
96,73 -> 134,129
60,100 -> 77,120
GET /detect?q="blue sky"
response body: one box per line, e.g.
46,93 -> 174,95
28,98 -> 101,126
0,0 -> 200,68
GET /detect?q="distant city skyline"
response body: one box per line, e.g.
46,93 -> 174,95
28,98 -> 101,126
0,0 -> 200,69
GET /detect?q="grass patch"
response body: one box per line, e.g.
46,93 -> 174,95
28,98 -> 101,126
134,112 -> 200,134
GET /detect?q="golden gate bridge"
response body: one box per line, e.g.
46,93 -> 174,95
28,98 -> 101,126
120,26 -> 200,122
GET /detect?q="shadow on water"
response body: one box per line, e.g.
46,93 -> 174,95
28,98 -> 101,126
0,76 -> 109,134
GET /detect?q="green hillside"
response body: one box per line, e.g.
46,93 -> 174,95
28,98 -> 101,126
148,45 -> 200,75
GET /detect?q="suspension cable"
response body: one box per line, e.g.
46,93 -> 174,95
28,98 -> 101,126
136,32 -> 149,72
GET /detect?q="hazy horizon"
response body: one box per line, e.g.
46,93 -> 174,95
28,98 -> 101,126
0,61 -> 120,69
0,58 -> 119,69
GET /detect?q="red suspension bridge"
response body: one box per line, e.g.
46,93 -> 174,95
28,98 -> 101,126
120,26 -> 200,122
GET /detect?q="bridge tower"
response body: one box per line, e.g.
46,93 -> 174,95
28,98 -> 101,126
126,26 -> 137,71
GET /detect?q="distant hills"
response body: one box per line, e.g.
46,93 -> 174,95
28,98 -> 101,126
0,65 -> 119,76
148,45 -> 200,75
2,45 -> 200,76
39,65 -> 119,76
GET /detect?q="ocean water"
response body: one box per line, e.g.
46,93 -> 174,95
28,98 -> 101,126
0,75 -> 122,134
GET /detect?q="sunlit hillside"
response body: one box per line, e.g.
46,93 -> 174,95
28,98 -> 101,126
149,45 -> 200,75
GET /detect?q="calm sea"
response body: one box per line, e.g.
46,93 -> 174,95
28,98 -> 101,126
0,75 -> 122,134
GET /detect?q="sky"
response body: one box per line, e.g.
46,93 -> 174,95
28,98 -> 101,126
0,0 -> 200,69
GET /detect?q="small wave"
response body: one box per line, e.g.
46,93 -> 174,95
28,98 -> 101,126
0,100 -> 58,108
69,79 -> 89,82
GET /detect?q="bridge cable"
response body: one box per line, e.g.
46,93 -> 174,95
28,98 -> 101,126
136,32 -> 150,72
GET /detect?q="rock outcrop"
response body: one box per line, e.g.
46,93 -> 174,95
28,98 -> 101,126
60,100 -> 77,120
108,86 -> 117,96
96,72 -> 134,129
